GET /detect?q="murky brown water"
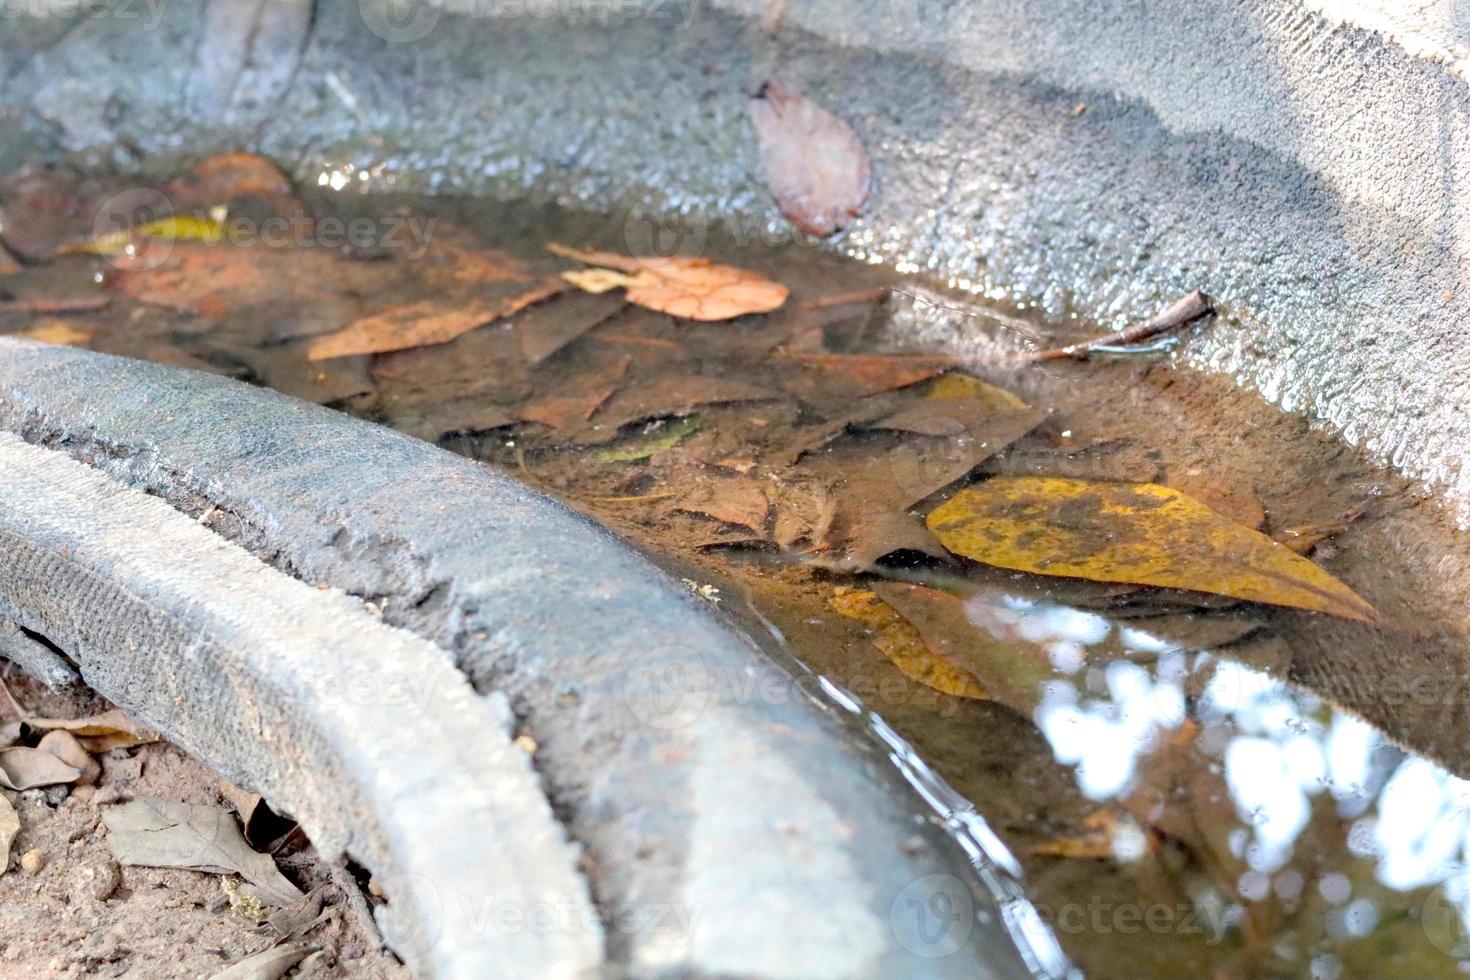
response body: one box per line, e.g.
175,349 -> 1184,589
5,163 -> 1470,979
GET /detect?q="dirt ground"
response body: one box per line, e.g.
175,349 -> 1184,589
0,671 -> 408,980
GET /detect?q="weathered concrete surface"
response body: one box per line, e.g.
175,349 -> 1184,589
3,0 -> 1468,527
0,338 -> 1053,978
0,430 -> 603,980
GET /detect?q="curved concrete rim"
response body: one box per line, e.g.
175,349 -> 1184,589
0,338 -> 1060,978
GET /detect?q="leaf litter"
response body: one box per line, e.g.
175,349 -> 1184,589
0,160 -> 1410,977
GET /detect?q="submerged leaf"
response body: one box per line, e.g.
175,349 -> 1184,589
927,477 -> 1378,622
63,214 -> 226,257
828,587 -> 987,700
750,82 -> 871,237
306,280 -> 563,360
596,415 -> 703,462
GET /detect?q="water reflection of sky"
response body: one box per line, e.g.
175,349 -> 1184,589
981,594 -> 1470,948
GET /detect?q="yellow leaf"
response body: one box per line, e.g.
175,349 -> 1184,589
64,214 -> 226,257
927,372 -> 1029,410
828,587 -> 988,700
548,243 -> 789,321
562,268 -> 636,294
927,477 -> 1377,622
10,319 -> 94,347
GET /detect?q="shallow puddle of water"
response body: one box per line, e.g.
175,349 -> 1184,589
5,164 -> 1470,979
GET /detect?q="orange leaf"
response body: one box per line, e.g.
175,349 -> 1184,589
306,280 -> 563,360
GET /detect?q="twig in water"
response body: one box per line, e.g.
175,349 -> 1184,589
1022,290 -> 1212,362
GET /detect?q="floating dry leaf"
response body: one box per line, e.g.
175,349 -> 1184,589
927,477 -> 1378,621
828,587 -> 987,699
0,794 -> 16,877
306,280 -> 564,360
749,81 -> 871,237
27,708 -> 159,752
103,797 -> 303,907
0,745 -> 81,789
550,243 -> 788,321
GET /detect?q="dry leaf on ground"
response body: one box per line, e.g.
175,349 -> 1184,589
927,477 -> 1378,621
749,82 -> 871,237
0,795 -> 18,877
828,587 -> 987,700
27,708 -> 159,752
0,746 -> 81,789
306,280 -> 564,360
103,797 -> 303,907
550,243 -> 788,321
207,941 -> 315,980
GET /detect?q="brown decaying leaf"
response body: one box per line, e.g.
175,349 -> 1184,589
579,375 -> 783,443
514,290 -> 626,365
518,356 -> 631,431
749,82 -> 871,237
672,466 -> 771,533
1167,473 -> 1266,531
165,152 -> 296,210
550,243 -> 789,321
103,797 -> 303,907
828,587 -> 987,700
927,477 -> 1378,622
0,745 -> 81,789
0,794 -> 17,877
208,942 -> 315,980
26,708 -> 159,753
306,279 -> 564,360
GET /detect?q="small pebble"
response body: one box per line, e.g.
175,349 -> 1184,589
70,784 -> 97,805
20,848 -> 46,874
